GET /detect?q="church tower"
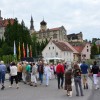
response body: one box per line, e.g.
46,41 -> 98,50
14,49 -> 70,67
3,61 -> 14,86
0,10 -> 3,20
30,16 -> 35,35
40,19 -> 47,31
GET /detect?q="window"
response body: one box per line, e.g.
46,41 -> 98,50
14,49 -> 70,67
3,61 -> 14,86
53,47 -> 54,49
49,47 -> 50,50
43,33 -> 45,37
53,34 -> 57,39
87,46 -> 88,48
87,49 -> 89,52
56,52 -> 58,56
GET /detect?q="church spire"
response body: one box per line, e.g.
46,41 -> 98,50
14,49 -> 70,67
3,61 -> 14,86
0,10 -> 3,20
30,16 -> 34,30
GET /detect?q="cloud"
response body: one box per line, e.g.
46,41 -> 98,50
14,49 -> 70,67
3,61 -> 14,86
0,0 -> 100,40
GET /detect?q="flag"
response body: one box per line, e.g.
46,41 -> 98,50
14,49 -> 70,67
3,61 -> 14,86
27,44 -> 29,57
14,41 -> 16,59
18,42 -> 21,59
30,45 -> 32,57
23,43 -> 26,57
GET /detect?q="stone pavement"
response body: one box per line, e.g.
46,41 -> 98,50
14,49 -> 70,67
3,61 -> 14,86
0,76 -> 93,100
88,77 -> 100,100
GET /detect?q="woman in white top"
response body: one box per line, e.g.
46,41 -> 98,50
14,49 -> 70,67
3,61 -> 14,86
44,63 -> 51,86
9,62 -> 19,89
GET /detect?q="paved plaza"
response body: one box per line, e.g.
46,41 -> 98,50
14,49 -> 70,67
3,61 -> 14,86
0,76 -> 95,100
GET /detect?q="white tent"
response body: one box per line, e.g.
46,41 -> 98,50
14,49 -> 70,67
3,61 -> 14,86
44,57 -> 64,60
43,57 -> 64,64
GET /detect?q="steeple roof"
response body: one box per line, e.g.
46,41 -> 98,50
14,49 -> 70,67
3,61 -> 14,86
40,20 -> 47,25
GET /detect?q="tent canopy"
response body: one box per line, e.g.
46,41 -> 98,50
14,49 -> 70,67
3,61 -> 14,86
44,57 -> 64,60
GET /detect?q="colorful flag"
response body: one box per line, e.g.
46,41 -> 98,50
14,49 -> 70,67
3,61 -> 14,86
30,45 -> 32,57
18,42 -> 21,59
23,43 -> 26,57
27,44 -> 29,57
14,41 -> 16,58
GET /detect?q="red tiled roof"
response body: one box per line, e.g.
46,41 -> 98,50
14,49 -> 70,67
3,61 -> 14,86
0,18 -> 14,27
73,46 -> 84,53
52,40 -> 73,52
49,27 -> 60,31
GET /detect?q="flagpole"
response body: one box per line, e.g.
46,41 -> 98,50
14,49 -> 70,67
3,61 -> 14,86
23,43 -> 26,58
27,44 -> 29,57
30,45 -> 32,57
14,40 -> 16,61
18,42 -> 21,60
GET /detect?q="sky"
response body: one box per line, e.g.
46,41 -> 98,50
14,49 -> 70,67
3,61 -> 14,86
0,0 -> 100,41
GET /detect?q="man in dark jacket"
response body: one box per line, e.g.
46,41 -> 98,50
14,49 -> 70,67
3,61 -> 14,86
37,61 -> 44,84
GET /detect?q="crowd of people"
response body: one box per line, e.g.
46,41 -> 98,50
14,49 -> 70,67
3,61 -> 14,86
0,60 -> 100,97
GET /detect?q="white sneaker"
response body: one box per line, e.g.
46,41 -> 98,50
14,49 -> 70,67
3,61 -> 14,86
9,85 -> 12,88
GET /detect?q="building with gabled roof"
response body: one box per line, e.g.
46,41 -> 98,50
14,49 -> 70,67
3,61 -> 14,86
72,42 -> 91,61
42,40 -> 76,63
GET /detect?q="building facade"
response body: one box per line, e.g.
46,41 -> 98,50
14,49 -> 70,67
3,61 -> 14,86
67,32 -> 83,42
72,42 -> 91,61
30,16 -> 68,42
42,40 -> 74,63
0,10 -> 14,39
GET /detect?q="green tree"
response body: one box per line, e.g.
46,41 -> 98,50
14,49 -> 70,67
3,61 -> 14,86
31,32 -> 37,57
4,18 -> 32,58
98,46 -> 100,54
91,43 -> 98,59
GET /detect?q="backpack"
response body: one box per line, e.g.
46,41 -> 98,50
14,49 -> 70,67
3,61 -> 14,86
32,66 -> 37,75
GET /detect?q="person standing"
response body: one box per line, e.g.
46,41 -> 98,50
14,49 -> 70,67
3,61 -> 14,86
25,62 -> 31,85
9,62 -> 19,89
37,61 -> 44,85
49,63 -> 54,79
17,62 -> 23,82
56,61 -> 64,89
91,61 -> 100,89
73,64 -> 84,96
44,63 -> 51,86
80,61 -> 89,89
22,61 -> 27,84
0,61 -> 6,90
64,68 -> 72,97
31,63 -> 38,87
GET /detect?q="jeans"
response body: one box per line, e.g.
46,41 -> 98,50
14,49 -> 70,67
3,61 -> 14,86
74,77 -> 83,96
0,72 -> 5,85
39,73 -> 43,84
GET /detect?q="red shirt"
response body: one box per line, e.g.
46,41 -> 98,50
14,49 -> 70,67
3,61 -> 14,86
56,64 -> 64,74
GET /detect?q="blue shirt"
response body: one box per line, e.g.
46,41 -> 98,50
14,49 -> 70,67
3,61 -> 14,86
0,64 -> 6,73
80,63 -> 88,74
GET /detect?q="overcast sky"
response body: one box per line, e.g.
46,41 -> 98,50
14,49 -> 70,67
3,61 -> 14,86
0,0 -> 100,40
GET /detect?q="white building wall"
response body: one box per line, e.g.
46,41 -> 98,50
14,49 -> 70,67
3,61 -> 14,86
61,51 -> 73,62
42,41 -> 74,62
42,41 -> 61,59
